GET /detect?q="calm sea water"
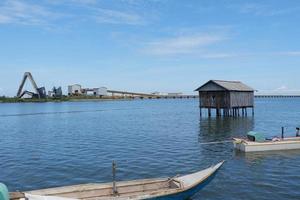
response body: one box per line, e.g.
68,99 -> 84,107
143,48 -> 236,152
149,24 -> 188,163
1,98 -> 300,199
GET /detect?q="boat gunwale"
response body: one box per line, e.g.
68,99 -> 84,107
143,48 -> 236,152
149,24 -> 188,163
9,179 -> 168,200
138,161 -> 225,199
9,161 -> 224,200
234,138 -> 300,146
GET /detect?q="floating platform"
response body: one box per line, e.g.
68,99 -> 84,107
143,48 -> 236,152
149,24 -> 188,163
233,137 -> 300,152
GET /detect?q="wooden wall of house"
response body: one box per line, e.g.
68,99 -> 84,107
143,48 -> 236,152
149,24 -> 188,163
199,91 -> 230,108
230,92 -> 254,107
199,91 -> 254,108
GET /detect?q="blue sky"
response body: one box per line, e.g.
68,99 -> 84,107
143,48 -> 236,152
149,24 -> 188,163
0,0 -> 300,96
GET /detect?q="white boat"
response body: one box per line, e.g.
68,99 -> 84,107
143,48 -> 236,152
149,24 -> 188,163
233,129 -> 300,152
6,161 -> 224,200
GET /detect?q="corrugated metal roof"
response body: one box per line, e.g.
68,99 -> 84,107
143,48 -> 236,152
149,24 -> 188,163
195,80 -> 254,91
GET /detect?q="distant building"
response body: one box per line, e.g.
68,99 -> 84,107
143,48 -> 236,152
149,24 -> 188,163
48,91 -> 54,97
195,80 -> 254,117
48,87 -> 63,98
151,91 -> 168,96
93,87 -> 108,97
68,84 -> 82,96
167,92 -> 183,96
81,87 -> 108,97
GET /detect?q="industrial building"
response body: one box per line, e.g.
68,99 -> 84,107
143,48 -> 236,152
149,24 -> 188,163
48,87 -> 63,98
17,72 -> 46,99
68,84 -> 82,96
82,87 -> 108,97
167,92 -> 183,96
195,80 -> 254,117
68,84 -> 107,97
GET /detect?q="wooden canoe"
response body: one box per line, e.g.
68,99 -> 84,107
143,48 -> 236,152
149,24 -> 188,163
10,161 -> 224,200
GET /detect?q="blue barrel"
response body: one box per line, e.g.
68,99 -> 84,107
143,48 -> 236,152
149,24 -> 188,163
0,183 -> 9,200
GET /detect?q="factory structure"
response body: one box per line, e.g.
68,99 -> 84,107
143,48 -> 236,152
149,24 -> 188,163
16,72 -> 191,100
17,72 -> 47,99
68,84 -> 108,97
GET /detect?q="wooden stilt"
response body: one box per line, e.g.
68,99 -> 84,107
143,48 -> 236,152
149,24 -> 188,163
216,108 -> 220,116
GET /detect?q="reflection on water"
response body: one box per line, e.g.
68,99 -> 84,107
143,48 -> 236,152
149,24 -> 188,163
235,149 -> 300,162
198,117 -> 254,142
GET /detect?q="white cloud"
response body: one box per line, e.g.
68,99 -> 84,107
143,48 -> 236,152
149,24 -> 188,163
0,0 -> 146,27
199,53 -> 237,58
0,0 -> 60,25
69,0 -> 97,4
95,8 -> 144,25
275,51 -> 300,56
144,34 -> 225,55
232,3 -> 299,16
276,85 -> 288,91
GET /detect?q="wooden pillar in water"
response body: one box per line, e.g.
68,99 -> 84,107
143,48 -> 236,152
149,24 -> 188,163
199,93 -> 202,117
208,108 -> 211,117
216,108 -> 220,117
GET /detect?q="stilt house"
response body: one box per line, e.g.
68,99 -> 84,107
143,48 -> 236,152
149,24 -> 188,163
195,80 -> 255,117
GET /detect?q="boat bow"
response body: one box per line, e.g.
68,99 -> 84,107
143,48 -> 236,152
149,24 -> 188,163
175,161 -> 224,190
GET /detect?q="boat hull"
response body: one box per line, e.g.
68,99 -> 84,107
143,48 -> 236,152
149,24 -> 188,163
9,162 -> 224,200
233,138 -> 300,152
146,170 -> 218,200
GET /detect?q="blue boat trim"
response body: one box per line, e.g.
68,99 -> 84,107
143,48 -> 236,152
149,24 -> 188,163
146,161 -> 224,200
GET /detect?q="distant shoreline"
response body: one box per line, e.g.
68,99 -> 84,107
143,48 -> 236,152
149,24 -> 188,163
0,96 -> 137,103
1,95 -> 300,104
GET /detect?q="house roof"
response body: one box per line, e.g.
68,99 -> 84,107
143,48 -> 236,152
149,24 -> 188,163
195,80 -> 254,92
